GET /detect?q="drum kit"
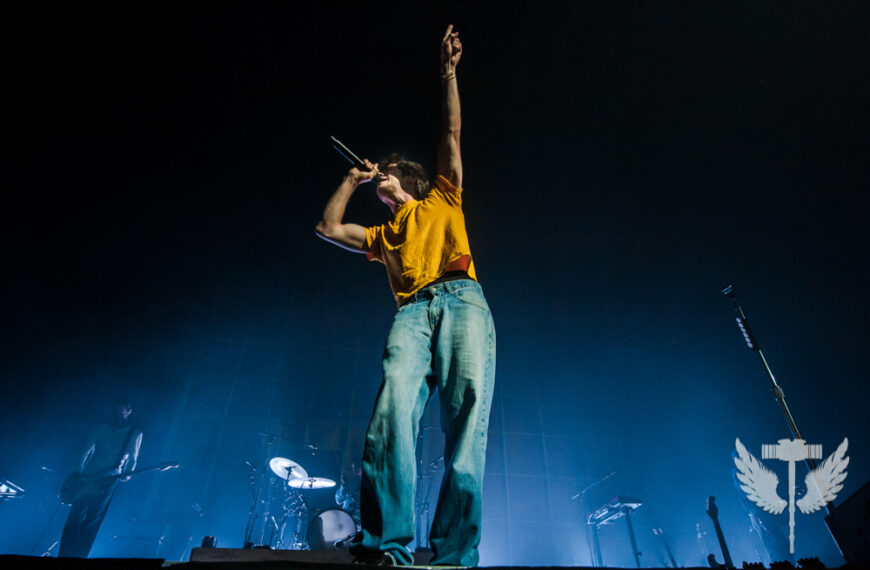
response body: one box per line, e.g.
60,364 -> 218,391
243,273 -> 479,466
243,417 -> 444,552
245,449 -> 359,551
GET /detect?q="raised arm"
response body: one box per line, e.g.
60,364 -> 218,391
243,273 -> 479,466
315,160 -> 378,253
437,24 -> 463,188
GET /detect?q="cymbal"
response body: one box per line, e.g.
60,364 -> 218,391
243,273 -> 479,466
288,476 -> 336,490
269,457 -> 308,481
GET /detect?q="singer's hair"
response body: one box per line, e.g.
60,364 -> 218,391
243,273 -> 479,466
380,153 -> 429,199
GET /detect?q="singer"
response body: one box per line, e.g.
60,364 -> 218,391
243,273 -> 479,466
315,25 -> 495,567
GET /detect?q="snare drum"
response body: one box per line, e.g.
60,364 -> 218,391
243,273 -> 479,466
306,508 -> 358,550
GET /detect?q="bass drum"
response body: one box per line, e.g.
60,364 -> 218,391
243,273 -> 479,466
306,508 -> 358,550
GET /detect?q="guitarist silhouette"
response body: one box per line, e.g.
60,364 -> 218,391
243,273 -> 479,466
58,398 -> 142,558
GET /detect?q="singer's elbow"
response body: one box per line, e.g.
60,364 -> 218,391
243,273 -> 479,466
315,220 -> 333,239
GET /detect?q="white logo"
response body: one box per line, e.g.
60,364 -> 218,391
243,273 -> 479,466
734,438 -> 848,554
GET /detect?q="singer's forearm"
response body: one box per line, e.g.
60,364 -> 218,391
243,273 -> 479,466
321,175 -> 358,226
438,75 -> 463,187
315,175 -> 367,252
441,72 -> 461,135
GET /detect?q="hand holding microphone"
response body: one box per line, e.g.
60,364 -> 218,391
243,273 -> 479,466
331,135 -> 379,184
350,158 -> 379,185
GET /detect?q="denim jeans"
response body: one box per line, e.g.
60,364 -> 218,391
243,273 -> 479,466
351,279 -> 496,566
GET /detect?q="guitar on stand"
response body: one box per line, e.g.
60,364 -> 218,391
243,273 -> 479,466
60,461 -> 179,505
705,496 -> 735,569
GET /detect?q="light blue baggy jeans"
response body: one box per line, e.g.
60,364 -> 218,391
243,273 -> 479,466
350,279 -> 496,566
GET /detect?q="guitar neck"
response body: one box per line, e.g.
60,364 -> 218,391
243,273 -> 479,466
706,498 -> 734,569
99,462 -> 178,483
712,521 -> 733,567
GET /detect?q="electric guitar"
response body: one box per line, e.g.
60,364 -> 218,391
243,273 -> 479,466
60,461 -> 179,505
705,496 -> 734,569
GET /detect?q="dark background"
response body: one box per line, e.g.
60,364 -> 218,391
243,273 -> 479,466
3,2 -> 868,566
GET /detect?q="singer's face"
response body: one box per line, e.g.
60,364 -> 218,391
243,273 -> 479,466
376,172 -> 401,202
376,163 -> 415,203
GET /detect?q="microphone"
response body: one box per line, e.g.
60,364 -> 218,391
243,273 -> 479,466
721,285 -> 759,350
331,136 -> 379,181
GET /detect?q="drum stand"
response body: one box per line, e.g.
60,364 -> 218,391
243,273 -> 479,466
415,457 -> 442,551
244,433 -> 276,548
283,491 -> 309,550
415,476 -> 434,550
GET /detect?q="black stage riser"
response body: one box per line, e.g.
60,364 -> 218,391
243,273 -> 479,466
1,554 -> 860,570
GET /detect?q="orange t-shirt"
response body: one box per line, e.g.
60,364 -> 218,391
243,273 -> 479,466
364,175 -> 477,305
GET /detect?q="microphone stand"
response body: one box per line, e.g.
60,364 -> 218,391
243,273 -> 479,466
722,285 -> 844,556
721,286 -> 827,501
